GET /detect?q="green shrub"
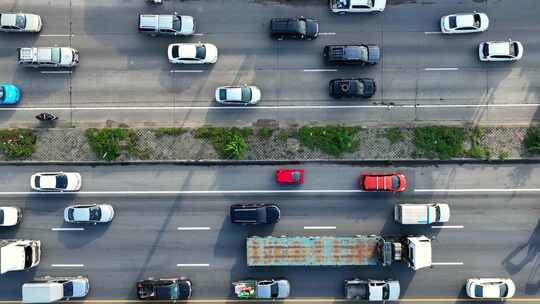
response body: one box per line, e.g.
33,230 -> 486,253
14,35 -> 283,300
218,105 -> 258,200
85,128 -> 126,161
467,127 -> 489,159
0,129 -> 36,159
154,127 -> 186,138
257,127 -> 272,139
195,127 -> 250,159
414,126 -> 465,159
298,125 -> 360,157
524,127 -> 540,155
499,150 -> 509,160
385,128 -> 404,144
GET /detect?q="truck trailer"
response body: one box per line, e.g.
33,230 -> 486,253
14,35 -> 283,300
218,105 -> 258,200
246,235 -> 431,270
0,239 -> 41,274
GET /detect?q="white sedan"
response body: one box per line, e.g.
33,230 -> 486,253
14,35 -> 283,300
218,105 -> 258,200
31,172 -> 82,192
0,207 -> 22,226
466,278 -> 516,299
64,204 -> 115,224
215,85 -> 261,105
0,13 -> 42,32
479,40 -> 523,62
167,43 -> 218,64
440,12 -> 489,34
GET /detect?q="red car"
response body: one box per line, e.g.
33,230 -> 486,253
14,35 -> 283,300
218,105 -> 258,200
275,169 -> 304,185
359,172 -> 407,192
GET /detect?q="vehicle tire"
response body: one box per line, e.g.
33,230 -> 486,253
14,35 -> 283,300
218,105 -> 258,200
340,83 -> 350,92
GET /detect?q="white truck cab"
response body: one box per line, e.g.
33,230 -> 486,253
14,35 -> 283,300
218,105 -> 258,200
406,236 -> 432,270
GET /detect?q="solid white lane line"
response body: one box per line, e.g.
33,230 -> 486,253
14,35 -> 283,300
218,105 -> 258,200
318,32 -> 336,35
170,70 -> 203,73
303,69 -> 338,72
425,31 -> 442,34
51,227 -> 85,231
40,34 -> 73,37
192,33 -> 204,36
432,225 -> 464,229
304,226 -> 337,230
416,188 -> 540,193
1,104 -> 540,111
51,264 -> 85,267
177,227 -> 211,231
177,264 -> 210,267
40,71 -> 72,74
431,262 -> 464,266
425,67 -> 459,71
0,189 -> 365,195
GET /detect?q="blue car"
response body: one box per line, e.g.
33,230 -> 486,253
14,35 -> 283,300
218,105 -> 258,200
0,84 -> 21,105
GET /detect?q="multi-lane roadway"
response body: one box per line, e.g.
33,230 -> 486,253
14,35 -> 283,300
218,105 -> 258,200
0,164 -> 540,303
1,0 -> 540,127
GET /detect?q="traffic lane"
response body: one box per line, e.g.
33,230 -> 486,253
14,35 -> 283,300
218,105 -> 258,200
413,103 -> 540,124
487,0 -> 540,32
4,164 -> 540,192
486,68 -> 540,104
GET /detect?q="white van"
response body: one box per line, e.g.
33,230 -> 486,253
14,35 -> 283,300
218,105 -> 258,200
394,203 -> 450,225
22,276 -> 89,303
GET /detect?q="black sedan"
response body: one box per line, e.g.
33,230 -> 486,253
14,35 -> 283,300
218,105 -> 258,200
230,203 -> 281,225
329,78 -> 376,99
137,277 -> 192,300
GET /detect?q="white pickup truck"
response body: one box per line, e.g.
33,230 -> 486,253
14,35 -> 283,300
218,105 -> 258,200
329,0 -> 386,14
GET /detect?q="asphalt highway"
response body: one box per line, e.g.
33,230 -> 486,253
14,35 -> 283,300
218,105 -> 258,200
1,0 -> 540,127
0,164 -> 540,303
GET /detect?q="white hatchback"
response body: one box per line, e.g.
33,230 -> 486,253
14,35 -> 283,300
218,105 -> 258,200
215,85 -> 261,105
0,207 -> 22,226
440,12 -> 489,34
466,278 -> 516,299
479,40 -> 523,62
64,204 -> 115,224
167,43 -> 218,64
30,172 -> 82,192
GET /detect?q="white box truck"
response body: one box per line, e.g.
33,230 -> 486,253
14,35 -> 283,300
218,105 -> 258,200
0,239 -> 41,274
22,276 -> 89,303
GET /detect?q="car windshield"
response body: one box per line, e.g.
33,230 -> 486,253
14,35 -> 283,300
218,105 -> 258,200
391,176 -> 400,189
482,44 -> 489,58
15,14 -> 26,29
449,16 -> 457,29
382,284 -> 389,300
24,246 -> 33,268
56,175 -> 68,189
50,48 -> 61,64
0,209 -> 3,224
67,209 -> 75,221
89,206 -> 102,221
474,285 -> 483,297
63,281 -> 74,297
241,87 -> 252,102
195,45 -> 206,60
510,43 -> 517,57
500,284 -> 508,297
171,46 -> 180,58
473,14 -> 481,28
270,282 -> 279,298
172,16 -> 182,31
0,86 -> 4,101
435,206 -> 441,222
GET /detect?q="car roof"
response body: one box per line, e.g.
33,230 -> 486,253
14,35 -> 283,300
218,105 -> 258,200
455,14 -> 475,27
488,42 -> 511,56
176,44 -> 197,59
225,87 -> 242,101
40,175 -> 58,189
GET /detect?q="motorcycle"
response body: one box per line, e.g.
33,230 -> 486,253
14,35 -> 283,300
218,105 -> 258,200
35,113 -> 58,121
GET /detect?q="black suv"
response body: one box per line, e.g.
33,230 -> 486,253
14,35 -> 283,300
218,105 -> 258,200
270,17 -> 319,40
329,78 -> 376,98
230,203 -> 281,225
323,44 -> 380,64
137,277 -> 192,300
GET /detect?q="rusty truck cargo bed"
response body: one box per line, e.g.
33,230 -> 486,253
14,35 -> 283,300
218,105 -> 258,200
247,236 -> 381,266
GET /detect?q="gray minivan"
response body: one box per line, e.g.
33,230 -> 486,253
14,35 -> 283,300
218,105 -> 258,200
138,13 -> 195,36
